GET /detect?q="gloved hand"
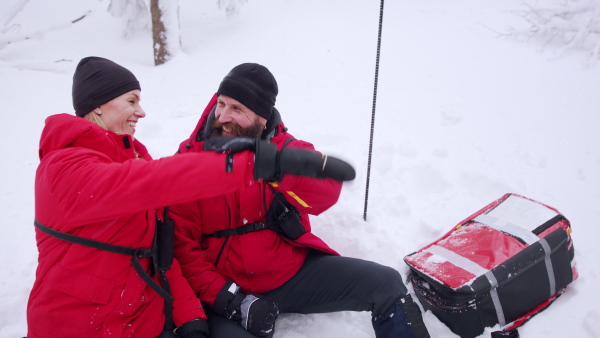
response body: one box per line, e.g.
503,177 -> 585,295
254,140 -> 355,182
203,137 -> 356,182
203,136 -> 256,154
175,318 -> 209,338
212,282 -> 279,337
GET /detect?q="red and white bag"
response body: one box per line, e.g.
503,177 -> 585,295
404,193 -> 577,338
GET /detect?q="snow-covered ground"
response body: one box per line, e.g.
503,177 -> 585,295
1,0 -> 599,337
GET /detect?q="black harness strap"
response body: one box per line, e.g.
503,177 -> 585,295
159,270 -> 174,332
34,219 -> 174,302
205,222 -> 271,238
130,251 -> 174,301
34,219 -> 153,256
206,137 -> 299,239
205,186 -> 305,240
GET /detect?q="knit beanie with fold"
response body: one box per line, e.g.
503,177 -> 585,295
72,56 -> 141,117
217,63 -> 278,120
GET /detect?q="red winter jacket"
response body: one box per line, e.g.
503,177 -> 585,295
171,95 -> 342,306
28,114 -> 258,337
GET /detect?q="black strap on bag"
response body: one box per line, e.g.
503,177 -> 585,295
34,209 -> 176,334
267,187 -> 306,239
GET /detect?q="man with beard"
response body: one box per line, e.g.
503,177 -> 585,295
171,63 -> 430,338
210,95 -> 265,138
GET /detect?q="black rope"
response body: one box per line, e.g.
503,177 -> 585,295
364,0 -> 385,221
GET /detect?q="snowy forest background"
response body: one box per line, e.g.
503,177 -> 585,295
1,0 -> 600,337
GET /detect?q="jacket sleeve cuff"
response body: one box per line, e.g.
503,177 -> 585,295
175,318 -> 209,337
172,297 -> 207,327
212,281 -> 236,314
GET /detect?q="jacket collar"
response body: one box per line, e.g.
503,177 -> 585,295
39,114 -> 150,162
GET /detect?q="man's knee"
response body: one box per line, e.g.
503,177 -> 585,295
367,263 -> 408,315
374,264 -> 407,297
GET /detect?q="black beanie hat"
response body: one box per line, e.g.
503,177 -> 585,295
72,56 -> 141,117
216,63 -> 278,120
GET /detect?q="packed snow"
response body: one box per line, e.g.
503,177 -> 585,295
1,0 -> 599,337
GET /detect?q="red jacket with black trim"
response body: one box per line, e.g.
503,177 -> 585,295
171,95 -> 342,307
29,113 -> 257,337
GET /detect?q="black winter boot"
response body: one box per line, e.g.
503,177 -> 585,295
372,294 -> 430,338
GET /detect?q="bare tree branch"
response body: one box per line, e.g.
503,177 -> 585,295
509,0 -> 600,64
0,11 -> 90,51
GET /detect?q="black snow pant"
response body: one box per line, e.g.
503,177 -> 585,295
206,251 -> 408,338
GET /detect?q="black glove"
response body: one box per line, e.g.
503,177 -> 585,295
203,136 -> 256,153
213,282 -> 279,337
254,140 -> 355,182
175,318 -> 209,338
203,137 -> 356,182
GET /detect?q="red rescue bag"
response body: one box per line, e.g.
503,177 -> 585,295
404,193 -> 577,338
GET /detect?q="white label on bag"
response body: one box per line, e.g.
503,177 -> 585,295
485,195 -> 558,231
475,195 -> 558,244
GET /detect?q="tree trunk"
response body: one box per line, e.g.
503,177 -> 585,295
150,0 -> 181,65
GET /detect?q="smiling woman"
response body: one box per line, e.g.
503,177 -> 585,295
91,90 -> 146,136
28,56 -> 212,338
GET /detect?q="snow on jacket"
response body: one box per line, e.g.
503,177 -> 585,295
28,113 -> 258,337
171,95 -> 342,306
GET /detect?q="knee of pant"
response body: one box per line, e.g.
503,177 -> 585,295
370,266 -> 408,316
375,265 -> 407,297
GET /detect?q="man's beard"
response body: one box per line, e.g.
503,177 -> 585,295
210,118 -> 264,139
